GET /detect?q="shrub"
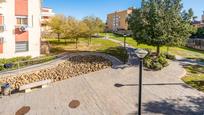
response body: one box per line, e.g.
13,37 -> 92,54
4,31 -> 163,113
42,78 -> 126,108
151,62 -> 163,70
164,53 -> 176,60
158,55 -> 169,67
144,53 -> 169,70
144,56 -> 152,68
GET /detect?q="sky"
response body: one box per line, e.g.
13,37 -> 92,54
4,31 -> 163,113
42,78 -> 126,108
43,0 -> 204,22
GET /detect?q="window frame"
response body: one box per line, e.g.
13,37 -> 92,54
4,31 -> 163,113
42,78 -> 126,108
16,16 -> 28,26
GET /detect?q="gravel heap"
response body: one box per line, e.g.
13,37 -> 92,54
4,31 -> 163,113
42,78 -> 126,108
0,55 -> 112,89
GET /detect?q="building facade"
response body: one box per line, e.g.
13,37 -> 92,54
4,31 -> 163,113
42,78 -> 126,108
106,8 -> 133,31
41,7 -> 55,32
0,0 -> 41,58
202,11 -> 204,23
192,11 -> 204,28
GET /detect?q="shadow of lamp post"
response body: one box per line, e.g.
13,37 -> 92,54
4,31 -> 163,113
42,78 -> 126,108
134,48 -> 148,115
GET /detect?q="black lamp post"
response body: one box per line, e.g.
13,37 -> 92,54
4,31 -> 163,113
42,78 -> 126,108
123,34 -> 127,64
135,49 -> 148,115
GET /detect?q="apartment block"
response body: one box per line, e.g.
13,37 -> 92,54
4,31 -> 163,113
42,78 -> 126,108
0,0 -> 41,58
41,7 -> 55,32
202,11 -> 204,23
106,8 -> 133,31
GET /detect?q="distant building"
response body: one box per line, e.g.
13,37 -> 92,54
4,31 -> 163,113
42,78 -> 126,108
0,0 -> 41,58
41,7 -> 55,32
192,21 -> 204,28
192,11 -> 204,28
202,11 -> 204,23
106,8 -> 133,32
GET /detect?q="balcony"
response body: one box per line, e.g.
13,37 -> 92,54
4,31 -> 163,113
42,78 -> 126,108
41,12 -> 55,17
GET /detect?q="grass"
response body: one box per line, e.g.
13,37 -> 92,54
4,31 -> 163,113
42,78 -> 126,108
46,37 -> 128,62
100,33 -> 204,60
182,65 -> 204,92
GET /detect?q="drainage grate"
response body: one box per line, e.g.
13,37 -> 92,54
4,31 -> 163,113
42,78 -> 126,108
69,100 -> 80,109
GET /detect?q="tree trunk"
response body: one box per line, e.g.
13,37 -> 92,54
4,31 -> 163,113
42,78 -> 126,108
76,38 -> 78,49
156,45 -> 160,56
65,38 -> 67,44
90,36 -> 92,45
57,33 -> 60,42
87,35 -> 91,46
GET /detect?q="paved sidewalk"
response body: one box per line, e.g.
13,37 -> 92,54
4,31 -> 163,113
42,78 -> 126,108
1,60 -> 204,115
108,38 -> 138,65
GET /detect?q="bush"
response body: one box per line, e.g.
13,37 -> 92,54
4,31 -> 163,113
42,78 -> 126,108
151,62 -> 163,70
144,53 -> 169,70
144,56 -> 152,68
158,55 -> 169,67
164,53 -> 176,60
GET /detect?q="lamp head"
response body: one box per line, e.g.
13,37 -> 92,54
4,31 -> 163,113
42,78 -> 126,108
134,49 -> 148,59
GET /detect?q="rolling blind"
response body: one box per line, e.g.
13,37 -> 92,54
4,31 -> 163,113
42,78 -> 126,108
15,41 -> 29,52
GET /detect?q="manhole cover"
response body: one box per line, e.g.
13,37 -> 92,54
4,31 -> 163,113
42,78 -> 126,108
15,106 -> 30,115
69,100 -> 80,109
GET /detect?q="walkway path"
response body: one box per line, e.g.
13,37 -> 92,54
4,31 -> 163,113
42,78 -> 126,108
108,38 -> 138,65
1,58 -> 204,115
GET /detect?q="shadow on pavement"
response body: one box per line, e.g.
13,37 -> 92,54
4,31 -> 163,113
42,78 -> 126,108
114,83 -> 192,89
143,96 -> 204,115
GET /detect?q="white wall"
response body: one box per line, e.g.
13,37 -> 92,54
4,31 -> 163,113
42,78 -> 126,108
0,0 -> 41,58
0,0 -> 16,58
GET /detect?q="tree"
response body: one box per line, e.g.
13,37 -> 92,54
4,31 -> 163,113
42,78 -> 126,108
191,27 -> 204,38
62,16 -> 89,48
83,16 -> 105,45
47,15 -> 65,42
78,21 -> 90,46
128,0 -> 196,56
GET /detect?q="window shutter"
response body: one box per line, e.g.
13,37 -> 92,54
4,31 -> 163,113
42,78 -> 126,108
15,41 -> 29,52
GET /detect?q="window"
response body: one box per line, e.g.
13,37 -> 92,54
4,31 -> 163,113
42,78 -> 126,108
0,26 -> 4,33
15,41 -> 29,52
16,17 -> 28,25
0,37 -> 3,44
0,15 -> 4,32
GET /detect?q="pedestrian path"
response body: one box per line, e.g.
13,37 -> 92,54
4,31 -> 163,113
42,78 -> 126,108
108,38 -> 139,65
1,57 -> 204,115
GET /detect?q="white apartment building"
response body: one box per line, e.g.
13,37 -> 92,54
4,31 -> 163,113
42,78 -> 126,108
41,7 -> 55,32
0,0 -> 41,58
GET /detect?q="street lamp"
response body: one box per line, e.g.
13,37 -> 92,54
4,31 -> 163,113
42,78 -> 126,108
123,34 -> 127,64
134,49 -> 148,115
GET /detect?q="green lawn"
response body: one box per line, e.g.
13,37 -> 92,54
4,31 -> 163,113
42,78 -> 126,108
46,38 -> 128,62
101,33 -> 204,59
182,65 -> 204,92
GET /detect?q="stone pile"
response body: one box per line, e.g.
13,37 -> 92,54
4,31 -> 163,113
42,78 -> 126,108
0,55 -> 112,89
